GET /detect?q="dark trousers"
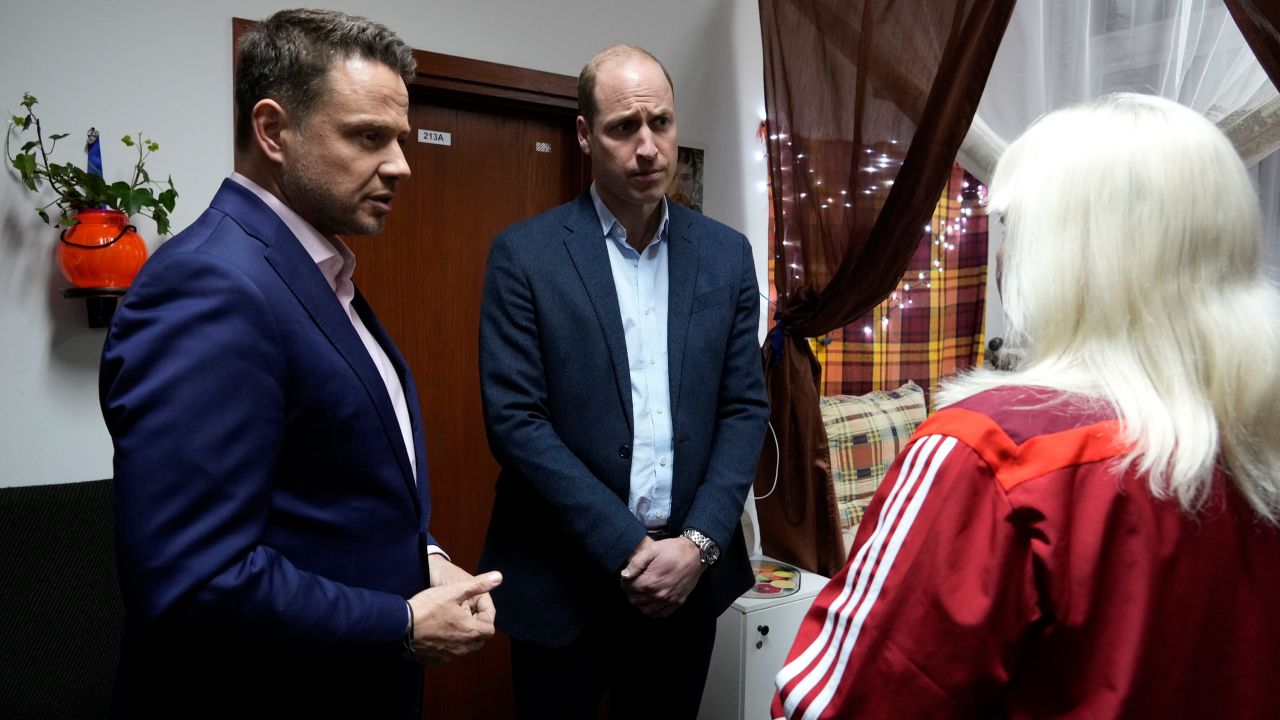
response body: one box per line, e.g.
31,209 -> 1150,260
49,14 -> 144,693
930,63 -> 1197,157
511,598 -> 718,720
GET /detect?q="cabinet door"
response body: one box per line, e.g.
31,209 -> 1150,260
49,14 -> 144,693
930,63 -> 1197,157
742,597 -> 815,720
700,609 -> 745,720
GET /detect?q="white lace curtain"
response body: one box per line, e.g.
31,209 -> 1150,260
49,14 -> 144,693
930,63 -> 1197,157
960,0 -> 1280,272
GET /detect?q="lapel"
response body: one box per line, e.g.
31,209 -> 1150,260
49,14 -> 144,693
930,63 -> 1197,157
211,180 -> 420,505
561,192 -> 634,431
664,202 -> 699,421
354,290 -> 426,514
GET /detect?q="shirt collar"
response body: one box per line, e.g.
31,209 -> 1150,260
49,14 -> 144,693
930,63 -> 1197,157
230,172 -> 355,294
589,182 -> 670,249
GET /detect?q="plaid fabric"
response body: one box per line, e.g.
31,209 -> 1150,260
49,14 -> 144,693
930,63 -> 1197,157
810,165 -> 988,407
820,381 -> 926,528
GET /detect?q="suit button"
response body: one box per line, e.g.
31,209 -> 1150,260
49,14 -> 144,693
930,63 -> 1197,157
619,444 -> 632,459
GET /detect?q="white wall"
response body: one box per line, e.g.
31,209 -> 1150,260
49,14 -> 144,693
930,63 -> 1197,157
0,0 -> 769,487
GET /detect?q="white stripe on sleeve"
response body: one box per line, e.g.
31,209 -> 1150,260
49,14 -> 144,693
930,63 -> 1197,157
775,435 -> 958,719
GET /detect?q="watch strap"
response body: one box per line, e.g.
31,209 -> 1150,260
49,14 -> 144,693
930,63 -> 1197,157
681,527 -> 720,566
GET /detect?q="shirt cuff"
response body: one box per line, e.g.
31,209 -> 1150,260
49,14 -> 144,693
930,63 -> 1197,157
426,544 -> 450,562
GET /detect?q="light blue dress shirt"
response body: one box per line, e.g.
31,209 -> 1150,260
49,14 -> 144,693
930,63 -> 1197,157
590,184 -> 674,530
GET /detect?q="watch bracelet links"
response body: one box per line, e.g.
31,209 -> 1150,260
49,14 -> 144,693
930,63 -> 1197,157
681,527 -> 720,566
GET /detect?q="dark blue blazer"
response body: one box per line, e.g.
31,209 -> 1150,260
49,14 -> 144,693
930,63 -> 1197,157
100,179 -> 431,718
478,192 -> 770,647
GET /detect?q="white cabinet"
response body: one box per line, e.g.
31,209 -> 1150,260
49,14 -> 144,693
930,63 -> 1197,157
698,563 -> 828,720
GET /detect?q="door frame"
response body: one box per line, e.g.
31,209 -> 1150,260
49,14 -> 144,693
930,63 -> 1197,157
232,18 -> 591,200
232,18 -> 585,136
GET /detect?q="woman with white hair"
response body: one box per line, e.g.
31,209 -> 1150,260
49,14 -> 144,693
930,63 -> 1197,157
773,94 -> 1280,719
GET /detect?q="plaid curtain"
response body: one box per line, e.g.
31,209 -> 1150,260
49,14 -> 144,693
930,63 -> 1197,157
812,165 -> 988,406
768,163 -> 988,408
757,0 -> 1015,577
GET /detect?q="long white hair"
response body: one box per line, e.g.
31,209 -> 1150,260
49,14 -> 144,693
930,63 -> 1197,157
939,93 -> 1280,524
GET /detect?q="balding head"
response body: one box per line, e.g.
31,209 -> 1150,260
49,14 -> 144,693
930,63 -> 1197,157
577,44 -> 674,128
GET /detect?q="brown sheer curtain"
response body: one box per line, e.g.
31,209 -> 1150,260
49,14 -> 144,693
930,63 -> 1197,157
756,0 -> 1016,576
1226,1 -> 1280,90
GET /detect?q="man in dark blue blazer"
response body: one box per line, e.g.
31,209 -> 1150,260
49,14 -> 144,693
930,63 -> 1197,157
479,45 -> 770,719
99,10 -> 499,718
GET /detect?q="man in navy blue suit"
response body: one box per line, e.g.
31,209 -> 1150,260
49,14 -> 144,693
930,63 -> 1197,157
478,44 -> 770,719
99,10 -> 499,718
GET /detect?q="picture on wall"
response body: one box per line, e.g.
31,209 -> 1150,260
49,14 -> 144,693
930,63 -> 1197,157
667,145 -> 704,213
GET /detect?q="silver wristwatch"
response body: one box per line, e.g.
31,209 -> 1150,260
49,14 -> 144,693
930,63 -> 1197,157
681,528 -> 721,566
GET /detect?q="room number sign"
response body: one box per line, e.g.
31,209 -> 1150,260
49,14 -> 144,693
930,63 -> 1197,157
418,129 -> 452,146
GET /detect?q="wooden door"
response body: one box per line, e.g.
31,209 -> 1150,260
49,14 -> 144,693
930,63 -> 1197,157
348,86 -> 586,719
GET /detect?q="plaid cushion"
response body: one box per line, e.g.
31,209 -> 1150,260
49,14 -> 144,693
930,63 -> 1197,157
820,381 -> 927,529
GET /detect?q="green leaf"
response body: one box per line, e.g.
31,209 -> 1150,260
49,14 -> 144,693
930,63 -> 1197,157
146,141 -> 158,152
55,162 -> 86,186
154,213 -> 171,236
20,140 -> 38,152
48,133 -> 68,141
37,209 -> 50,225
20,115 -> 31,130
12,151 -> 36,174
21,93 -> 36,108
12,152 -> 38,190
11,114 -> 24,127
120,134 -> 134,147
158,188 -> 177,212
123,187 -> 154,217
80,172 -> 108,200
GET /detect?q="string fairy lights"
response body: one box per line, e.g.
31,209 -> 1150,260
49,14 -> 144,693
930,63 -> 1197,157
761,115 -> 992,395
765,123 -> 989,339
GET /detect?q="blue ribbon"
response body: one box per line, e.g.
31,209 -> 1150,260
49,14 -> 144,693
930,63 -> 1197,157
86,128 -> 106,209
86,128 -> 103,177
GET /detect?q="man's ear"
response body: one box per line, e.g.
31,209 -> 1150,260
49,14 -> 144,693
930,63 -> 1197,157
576,115 -> 591,156
251,99 -> 291,165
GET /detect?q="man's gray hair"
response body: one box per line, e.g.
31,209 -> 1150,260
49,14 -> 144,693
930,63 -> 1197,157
234,8 -> 416,150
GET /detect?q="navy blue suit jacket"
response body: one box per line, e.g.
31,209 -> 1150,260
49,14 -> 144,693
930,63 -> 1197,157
478,192 -> 770,647
100,180 -> 431,718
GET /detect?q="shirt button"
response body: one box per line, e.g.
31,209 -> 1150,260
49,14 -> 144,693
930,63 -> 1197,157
656,408 -> 664,415
649,357 -> 657,365
659,457 -> 668,467
619,444 -> 632,459
644,309 -> 651,316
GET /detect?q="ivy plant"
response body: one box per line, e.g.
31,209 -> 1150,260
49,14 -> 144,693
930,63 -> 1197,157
6,93 -> 178,234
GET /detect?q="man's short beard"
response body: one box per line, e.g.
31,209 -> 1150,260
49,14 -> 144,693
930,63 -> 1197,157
281,159 -> 383,237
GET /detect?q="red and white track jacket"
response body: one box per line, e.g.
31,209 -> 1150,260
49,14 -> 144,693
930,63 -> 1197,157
773,386 -> 1280,719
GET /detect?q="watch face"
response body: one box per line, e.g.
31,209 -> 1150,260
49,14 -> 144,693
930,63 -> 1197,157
702,540 -> 719,562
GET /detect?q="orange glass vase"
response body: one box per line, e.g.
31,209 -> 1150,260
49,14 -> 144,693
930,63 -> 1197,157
57,209 -> 148,288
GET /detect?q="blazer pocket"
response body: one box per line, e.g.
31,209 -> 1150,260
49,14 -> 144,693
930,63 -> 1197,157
692,283 -> 731,314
